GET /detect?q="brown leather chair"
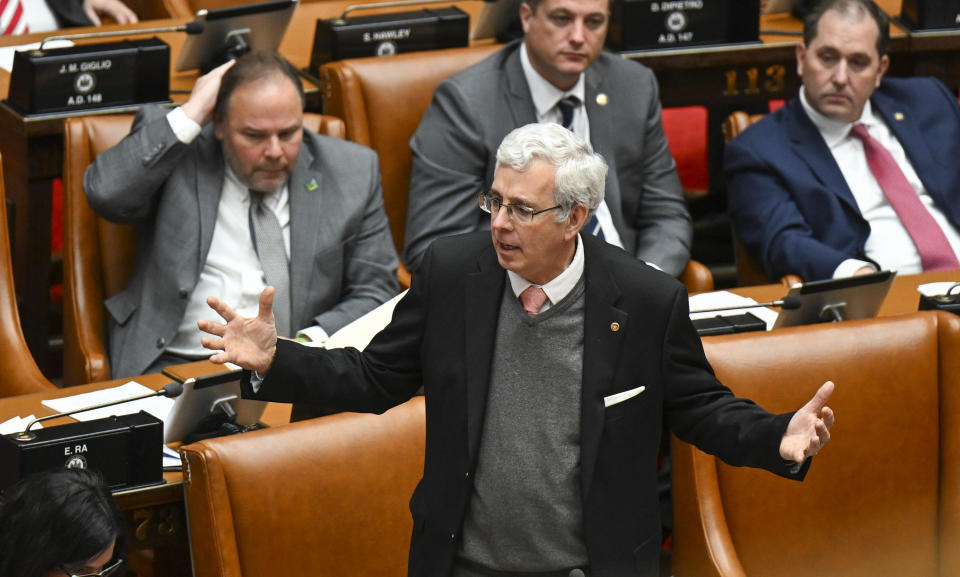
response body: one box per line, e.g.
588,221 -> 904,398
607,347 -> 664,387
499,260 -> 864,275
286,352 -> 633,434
723,111 -> 801,288
181,396 -> 425,577
61,113 -> 345,386
0,158 -> 56,396
672,311 -> 960,577
321,46 -> 714,293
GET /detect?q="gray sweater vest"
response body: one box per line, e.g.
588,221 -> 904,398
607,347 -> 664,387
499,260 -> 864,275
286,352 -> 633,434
457,277 -> 589,573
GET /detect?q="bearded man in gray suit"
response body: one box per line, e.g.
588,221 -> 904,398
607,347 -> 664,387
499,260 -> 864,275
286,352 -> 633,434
84,52 -> 398,384
403,0 -> 692,276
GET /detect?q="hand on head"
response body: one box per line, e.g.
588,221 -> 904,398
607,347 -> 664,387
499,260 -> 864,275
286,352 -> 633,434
180,59 -> 237,126
83,0 -> 138,26
199,286 -> 279,374
780,380 -> 835,464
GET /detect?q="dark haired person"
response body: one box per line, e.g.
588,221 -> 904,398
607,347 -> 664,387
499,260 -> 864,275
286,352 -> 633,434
726,0 -> 960,281
84,51 -> 398,394
0,469 -> 126,577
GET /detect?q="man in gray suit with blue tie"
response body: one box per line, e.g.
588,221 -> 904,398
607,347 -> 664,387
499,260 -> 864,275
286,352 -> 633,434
403,0 -> 692,277
84,52 -> 398,385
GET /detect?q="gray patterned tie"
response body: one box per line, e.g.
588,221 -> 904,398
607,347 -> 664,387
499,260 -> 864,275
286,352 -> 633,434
249,190 -> 291,337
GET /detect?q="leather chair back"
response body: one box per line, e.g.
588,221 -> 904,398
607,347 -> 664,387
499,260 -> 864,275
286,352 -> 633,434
181,396 -> 426,577
62,113 -> 345,385
672,311 -> 960,577
0,157 -> 55,396
321,44 -> 499,286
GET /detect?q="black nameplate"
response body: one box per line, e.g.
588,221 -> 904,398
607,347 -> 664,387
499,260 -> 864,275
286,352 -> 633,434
608,0 -> 760,52
309,7 -> 468,73
900,0 -> 960,31
0,411 -> 163,493
6,38 -> 170,117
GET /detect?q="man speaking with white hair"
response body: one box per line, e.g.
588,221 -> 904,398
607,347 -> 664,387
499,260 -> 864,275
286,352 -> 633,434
199,122 -> 835,577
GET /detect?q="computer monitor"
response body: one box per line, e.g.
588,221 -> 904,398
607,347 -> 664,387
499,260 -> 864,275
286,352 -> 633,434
163,368 -> 266,443
772,270 -> 897,329
175,0 -> 299,72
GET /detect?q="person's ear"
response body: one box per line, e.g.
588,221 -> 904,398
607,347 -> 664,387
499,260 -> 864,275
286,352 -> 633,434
565,204 -> 588,239
520,1 -> 533,34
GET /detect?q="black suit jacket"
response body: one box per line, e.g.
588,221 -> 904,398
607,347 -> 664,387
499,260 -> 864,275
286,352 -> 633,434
48,0 -> 94,27
248,232 -> 803,577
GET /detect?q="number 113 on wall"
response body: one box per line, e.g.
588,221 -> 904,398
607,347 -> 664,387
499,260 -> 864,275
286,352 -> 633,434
723,65 -> 787,96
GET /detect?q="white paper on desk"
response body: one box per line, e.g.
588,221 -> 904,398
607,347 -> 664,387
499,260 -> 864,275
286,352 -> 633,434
162,445 -> 182,468
322,289 -> 407,351
42,382 -> 174,423
688,290 -> 779,331
918,282 -> 960,297
0,414 -> 41,435
0,40 -> 73,72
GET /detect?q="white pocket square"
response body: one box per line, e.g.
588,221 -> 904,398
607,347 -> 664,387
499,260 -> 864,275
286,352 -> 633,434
604,385 -> 646,408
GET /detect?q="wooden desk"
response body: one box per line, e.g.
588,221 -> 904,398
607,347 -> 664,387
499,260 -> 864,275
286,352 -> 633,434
726,270 -> 960,320
0,365 -> 290,577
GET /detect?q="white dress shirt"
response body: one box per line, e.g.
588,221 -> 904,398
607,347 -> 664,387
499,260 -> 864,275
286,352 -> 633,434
520,42 -> 625,254
22,1 -> 58,33
507,233 -> 585,313
800,89 -> 960,277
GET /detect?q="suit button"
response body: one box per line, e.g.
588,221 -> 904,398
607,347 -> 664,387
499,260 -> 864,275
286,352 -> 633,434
464,471 -> 470,479
450,533 -> 456,542
156,337 -> 166,348
178,288 -> 189,298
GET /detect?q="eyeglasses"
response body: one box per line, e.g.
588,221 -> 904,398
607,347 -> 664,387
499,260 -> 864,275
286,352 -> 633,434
478,193 -> 562,224
61,558 -> 124,577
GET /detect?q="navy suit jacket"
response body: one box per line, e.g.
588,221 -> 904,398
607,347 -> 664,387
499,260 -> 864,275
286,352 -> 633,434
725,77 -> 960,282
245,232 -> 803,577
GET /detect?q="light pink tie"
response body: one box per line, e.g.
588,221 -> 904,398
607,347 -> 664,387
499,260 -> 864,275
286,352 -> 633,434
0,0 -> 28,35
519,286 -> 548,315
849,124 -> 960,272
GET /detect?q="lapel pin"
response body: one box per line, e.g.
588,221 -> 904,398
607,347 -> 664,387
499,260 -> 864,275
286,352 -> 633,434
610,322 -> 620,332
894,112 -> 905,121
596,93 -> 608,106
305,178 -> 319,191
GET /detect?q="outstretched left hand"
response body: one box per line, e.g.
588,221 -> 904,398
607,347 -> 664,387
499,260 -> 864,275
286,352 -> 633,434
780,381 -> 835,464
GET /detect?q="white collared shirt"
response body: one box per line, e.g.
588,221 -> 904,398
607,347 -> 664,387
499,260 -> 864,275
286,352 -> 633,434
507,234 -> 585,313
520,42 -> 624,253
22,1 -> 58,33
800,88 -> 960,277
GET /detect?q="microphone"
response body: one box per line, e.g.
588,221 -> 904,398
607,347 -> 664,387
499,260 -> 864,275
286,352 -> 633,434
39,21 -> 204,50
690,294 -> 802,315
568,570 -> 586,577
15,382 -> 184,441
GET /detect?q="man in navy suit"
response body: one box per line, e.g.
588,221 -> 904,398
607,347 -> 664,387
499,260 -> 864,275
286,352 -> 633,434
199,123 -> 835,577
725,0 -> 960,282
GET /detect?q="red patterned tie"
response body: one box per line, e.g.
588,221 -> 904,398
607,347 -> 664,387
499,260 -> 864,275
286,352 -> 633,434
849,124 -> 960,272
0,0 -> 28,35
519,286 -> 548,315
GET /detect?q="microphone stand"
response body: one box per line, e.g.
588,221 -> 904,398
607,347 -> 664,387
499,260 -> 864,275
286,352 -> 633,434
16,383 -> 183,441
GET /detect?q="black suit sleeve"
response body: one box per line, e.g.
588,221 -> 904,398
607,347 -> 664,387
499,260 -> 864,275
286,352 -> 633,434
47,0 -> 95,28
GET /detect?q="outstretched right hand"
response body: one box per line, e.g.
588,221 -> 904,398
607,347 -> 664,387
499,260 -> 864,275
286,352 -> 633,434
180,59 -> 236,126
199,287 -> 278,374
